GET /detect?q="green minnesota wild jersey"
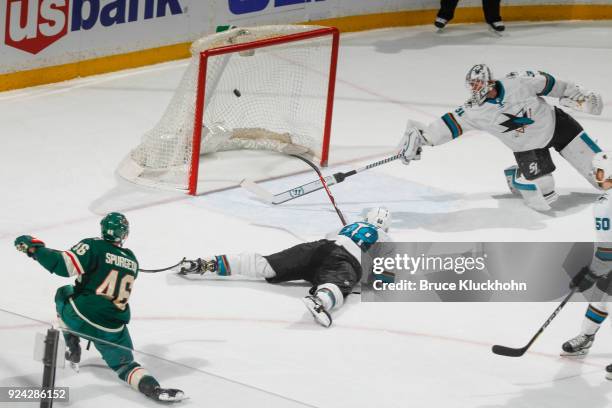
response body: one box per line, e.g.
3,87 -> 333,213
63,238 -> 139,330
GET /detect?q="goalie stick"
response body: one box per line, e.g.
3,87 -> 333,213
491,284 -> 579,357
241,153 -> 401,205
289,154 -> 348,226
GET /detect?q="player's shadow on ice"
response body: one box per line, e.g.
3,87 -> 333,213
373,27 -> 504,54
392,191 -> 598,232
371,21 -> 581,54
167,275 -> 357,330
473,360 -> 609,408
0,357 -> 40,388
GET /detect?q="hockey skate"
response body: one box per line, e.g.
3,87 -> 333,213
302,296 -> 332,328
488,21 -> 505,36
434,17 -> 448,33
65,333 -> 81,372
561,333 -> 595,357
140,380 -> 186,402
606,364 -> 612,380
177,258 -> 217,275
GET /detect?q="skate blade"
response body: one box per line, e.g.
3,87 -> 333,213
606,372 -> 612,381
159,392 -> 188,402
560,350 -> 589,357
301,298 -> 332,328
69,361 -> 80,373
488,27 -> 504,37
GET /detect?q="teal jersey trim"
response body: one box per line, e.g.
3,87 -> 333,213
537,72 -> 556,96
506,167 -> 536,191
485,81 -> 505,105
441,113 -> 462,139
580,132 -> 602,153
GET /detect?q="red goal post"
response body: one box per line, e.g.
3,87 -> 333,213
190,26 -> 339,195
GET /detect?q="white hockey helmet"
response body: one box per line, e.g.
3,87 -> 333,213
465,64 -> 494,105
592,152 -> 612,184
365,207 -> 391,232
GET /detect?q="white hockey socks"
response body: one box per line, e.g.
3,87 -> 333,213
223,253 -> 277,279
581,302 -> 608,335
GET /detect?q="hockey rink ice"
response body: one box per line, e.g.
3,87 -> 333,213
2,20 -> 612,407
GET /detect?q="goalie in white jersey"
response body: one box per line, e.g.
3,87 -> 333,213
560,152 -> 612,380
399,64 -> 605,211
177,208 -> 395,327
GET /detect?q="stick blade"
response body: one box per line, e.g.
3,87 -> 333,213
491,344 -> 527,357
240,178 -> 274,204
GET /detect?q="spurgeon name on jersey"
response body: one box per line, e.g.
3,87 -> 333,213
37,237 -> 139,330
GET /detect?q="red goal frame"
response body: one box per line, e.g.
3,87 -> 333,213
188,26 -> 340,195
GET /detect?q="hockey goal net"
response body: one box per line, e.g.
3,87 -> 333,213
117,25 -> 339,195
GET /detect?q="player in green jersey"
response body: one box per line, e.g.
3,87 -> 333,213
15,212 -> 184,403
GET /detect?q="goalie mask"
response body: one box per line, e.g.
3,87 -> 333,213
592,152 -> 612,184
465,64 -> 494,105
101,212 -> 129,244
365,207 -> 391,232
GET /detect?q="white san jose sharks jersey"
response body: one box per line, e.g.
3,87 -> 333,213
326,222 -> 393,266
591,191 -> 612,275
425,71 -> 571,152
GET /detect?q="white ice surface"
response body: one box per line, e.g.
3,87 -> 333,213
2,21 -> 612,407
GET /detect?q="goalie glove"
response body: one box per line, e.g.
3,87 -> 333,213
560,83 -> 603,115
14,235 -> 45,258
398,122 -> 427,165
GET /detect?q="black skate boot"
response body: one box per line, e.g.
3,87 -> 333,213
302,295 -> 332,328
139,377 -> 185,402
65,333 -> 81,372
561,333 -> 595,357
488,21 -> 505,35
434,17 -> 448,32
606,364 -> 612,380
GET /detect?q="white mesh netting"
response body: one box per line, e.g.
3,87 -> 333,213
117,25 -> 335,193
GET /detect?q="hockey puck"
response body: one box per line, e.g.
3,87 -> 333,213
233,89 -> 241,97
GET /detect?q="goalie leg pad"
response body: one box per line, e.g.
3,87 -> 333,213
510,172 -> 558,211
504,165 -> 520,195
559,131 -> 603,189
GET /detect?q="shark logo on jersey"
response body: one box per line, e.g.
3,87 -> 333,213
500,108 -> 534,134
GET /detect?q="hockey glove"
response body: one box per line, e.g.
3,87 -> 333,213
570,266 -> 602,293
398,124 -> 426,165
14,235 -> 45,258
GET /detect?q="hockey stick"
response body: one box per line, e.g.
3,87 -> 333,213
491,284 -> 579,357
289,154 -> 348,226
139,258 -> 186,273
241,153 -> 401,205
